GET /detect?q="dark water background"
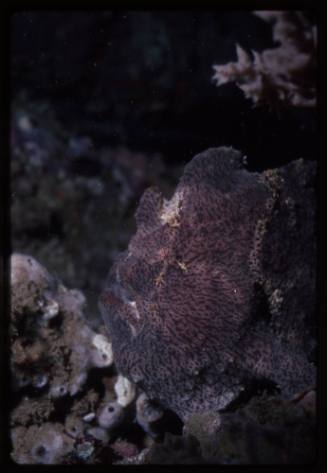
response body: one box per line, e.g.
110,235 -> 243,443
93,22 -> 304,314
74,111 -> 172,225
10,10 -> 317,323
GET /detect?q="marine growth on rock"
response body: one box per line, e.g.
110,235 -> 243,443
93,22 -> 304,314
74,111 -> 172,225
10,254 -> 143,464
100,147 -> 316,421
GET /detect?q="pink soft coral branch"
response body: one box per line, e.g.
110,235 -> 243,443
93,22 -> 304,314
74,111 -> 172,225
212,11 -> 316,108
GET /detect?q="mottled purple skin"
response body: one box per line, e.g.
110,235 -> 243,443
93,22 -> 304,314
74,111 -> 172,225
99,148 -> 316,420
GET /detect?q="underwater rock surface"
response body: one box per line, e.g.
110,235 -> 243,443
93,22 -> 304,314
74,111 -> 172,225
10,254 -> 156,464
11,253 -> 114,398
100,147 -> 316,421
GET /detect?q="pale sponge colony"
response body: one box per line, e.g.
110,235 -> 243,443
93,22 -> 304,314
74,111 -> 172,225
11,253 -> 114,398
10,254 -> 155,464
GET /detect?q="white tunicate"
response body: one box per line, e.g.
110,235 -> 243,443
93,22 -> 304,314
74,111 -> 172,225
42,298 -> 59,320
32,443 -> 52,464
65,415 -> 84,439
83,412 -> 96,423
114,375 -> 136,407
90,334 -> 113,367
12,424 -> 75,464
98,401 -> 124,430
31,432 -> 63,464
33,374 -> 48,389
49,384 -> 68,398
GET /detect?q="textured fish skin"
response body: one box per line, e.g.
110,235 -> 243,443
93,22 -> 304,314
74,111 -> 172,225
100,147 -> 316,421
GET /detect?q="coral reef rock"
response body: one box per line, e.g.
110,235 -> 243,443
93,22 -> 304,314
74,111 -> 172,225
11,253 -> 114,397
100,147 -> 316,421
10,253 -> 137,464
